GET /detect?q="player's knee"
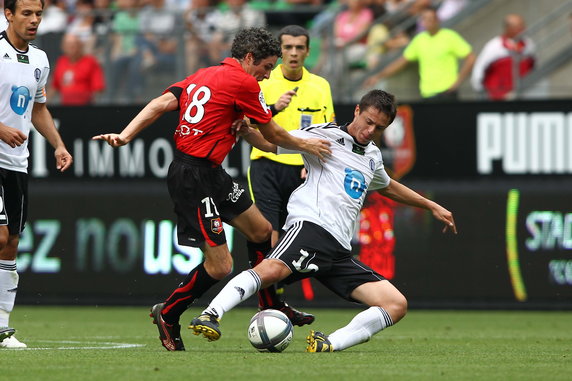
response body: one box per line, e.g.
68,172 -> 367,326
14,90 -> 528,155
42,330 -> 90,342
386,294 -> 408,323
256,260 -> 288,287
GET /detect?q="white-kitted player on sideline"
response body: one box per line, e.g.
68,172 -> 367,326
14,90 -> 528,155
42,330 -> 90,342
0,0 -> 73,348
189,89 -> 457,352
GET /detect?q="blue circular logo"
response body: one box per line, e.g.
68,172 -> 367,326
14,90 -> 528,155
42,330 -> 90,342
10,86 -> 32,115
344,168 -> 367,199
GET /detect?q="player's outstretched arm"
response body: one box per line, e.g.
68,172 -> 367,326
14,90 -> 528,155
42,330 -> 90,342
236,121 -> 277,153
31,102 -> 73,172
378,178 -> 457,234
257,119 -> 331,160
92,92 -> 179,147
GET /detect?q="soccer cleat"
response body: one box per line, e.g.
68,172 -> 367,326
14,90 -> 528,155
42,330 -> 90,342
275,303 -> 315,327
0,327 -> 15,342
306,330 -> 334,352
0,335 -> 27,349
149,303 -> 185,351
189,313 -> 221,341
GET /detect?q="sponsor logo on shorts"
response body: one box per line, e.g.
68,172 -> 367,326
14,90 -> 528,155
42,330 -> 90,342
211,218 -> 223,234
227,182 -> 245,203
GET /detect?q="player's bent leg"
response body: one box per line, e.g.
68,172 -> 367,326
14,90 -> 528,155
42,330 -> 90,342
306,281 -> 407,353
350,280 -> 408,323
189,260 -> 291,342
150,244 -> 232,350
232,207 -> 315,326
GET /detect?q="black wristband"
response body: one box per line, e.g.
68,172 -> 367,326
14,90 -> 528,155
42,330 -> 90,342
269,104 -> 280,116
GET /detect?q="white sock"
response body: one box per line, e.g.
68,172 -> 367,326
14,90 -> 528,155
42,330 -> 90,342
203,269 -> 261,319
0,260 -> 18,327
328,307 -> 394,351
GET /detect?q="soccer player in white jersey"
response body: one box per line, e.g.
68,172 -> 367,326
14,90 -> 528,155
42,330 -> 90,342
0,0 -> 73,348
189,90 -> 457,352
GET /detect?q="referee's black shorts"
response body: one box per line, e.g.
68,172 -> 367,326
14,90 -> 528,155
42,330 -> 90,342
167,151 -> 252,248
0,168 -> 28,235
248,158 -> 304,231
267,220 -> 386,303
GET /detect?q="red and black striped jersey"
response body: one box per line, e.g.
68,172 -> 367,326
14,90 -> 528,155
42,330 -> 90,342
166,57 -> 272,165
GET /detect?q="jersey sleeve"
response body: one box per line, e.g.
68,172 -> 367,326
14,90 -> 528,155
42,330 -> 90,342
35,65 -> 50,103
450,30 -> 472,58
237,76 -> 272,124
369,152 -> 391,190
403,35 -> 420,62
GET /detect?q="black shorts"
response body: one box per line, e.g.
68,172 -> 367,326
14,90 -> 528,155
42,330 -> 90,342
167,151 -> 252,248
0,169 -> 28,235
267,220 -> 386,302
248,158 -> 305,231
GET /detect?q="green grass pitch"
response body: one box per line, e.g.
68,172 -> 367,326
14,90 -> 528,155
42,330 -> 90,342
2,306 -> 571,381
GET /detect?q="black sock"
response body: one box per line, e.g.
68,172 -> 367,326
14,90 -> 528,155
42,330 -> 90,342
247,239 -> 272,267
247,239 -> 283,309
161,263 -> 218,324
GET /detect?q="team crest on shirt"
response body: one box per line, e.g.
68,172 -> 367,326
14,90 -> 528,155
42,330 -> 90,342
34,68 -> 41,82
369,159 -> 375,171
258,91 -> 270,113
211,218 -> 223,234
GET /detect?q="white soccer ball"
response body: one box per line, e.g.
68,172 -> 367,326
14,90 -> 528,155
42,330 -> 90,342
247,309 -> 293,352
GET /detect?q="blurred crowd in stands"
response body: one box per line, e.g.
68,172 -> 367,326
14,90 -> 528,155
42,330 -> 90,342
2,0 -> 549,105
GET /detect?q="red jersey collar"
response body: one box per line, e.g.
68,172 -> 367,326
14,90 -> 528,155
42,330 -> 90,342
221,57 -> 244,71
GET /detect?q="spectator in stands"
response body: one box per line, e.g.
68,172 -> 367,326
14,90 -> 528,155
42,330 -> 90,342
333,0 -> 374,66
366,20 -> 410,70
107,0 -> 141,103
282,0 -> 323,4
208,0 -> 266,63
436,0 -> 468,23
184,0 -> 218,74
66,0 -> 98,55
137,0 -> 178,72
37,0 -> 68,36
471,13 -> 535,100
364,6 -> 475,100
51,33 -> 106,105
36,0 -> 68,67
92,0 -> 114,60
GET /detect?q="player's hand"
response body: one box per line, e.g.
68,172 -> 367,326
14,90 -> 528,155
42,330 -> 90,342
300,167 -> 307,180
274,89 -> 297,112
54,146 -> 73,172
303,138 -> 331,161
231,118 -> 251,136
92,133 -> 128,147
431,205 -> 457,234
0,124 -> 27,148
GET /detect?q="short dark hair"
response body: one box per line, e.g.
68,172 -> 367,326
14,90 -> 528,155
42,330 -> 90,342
277,25 -> 310,48
359,90 -> 397,124
4,0 -> 45,13
231,27 -> 282,63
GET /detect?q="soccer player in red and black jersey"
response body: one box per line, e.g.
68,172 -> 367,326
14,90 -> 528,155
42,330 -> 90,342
93,27 -> 331,352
